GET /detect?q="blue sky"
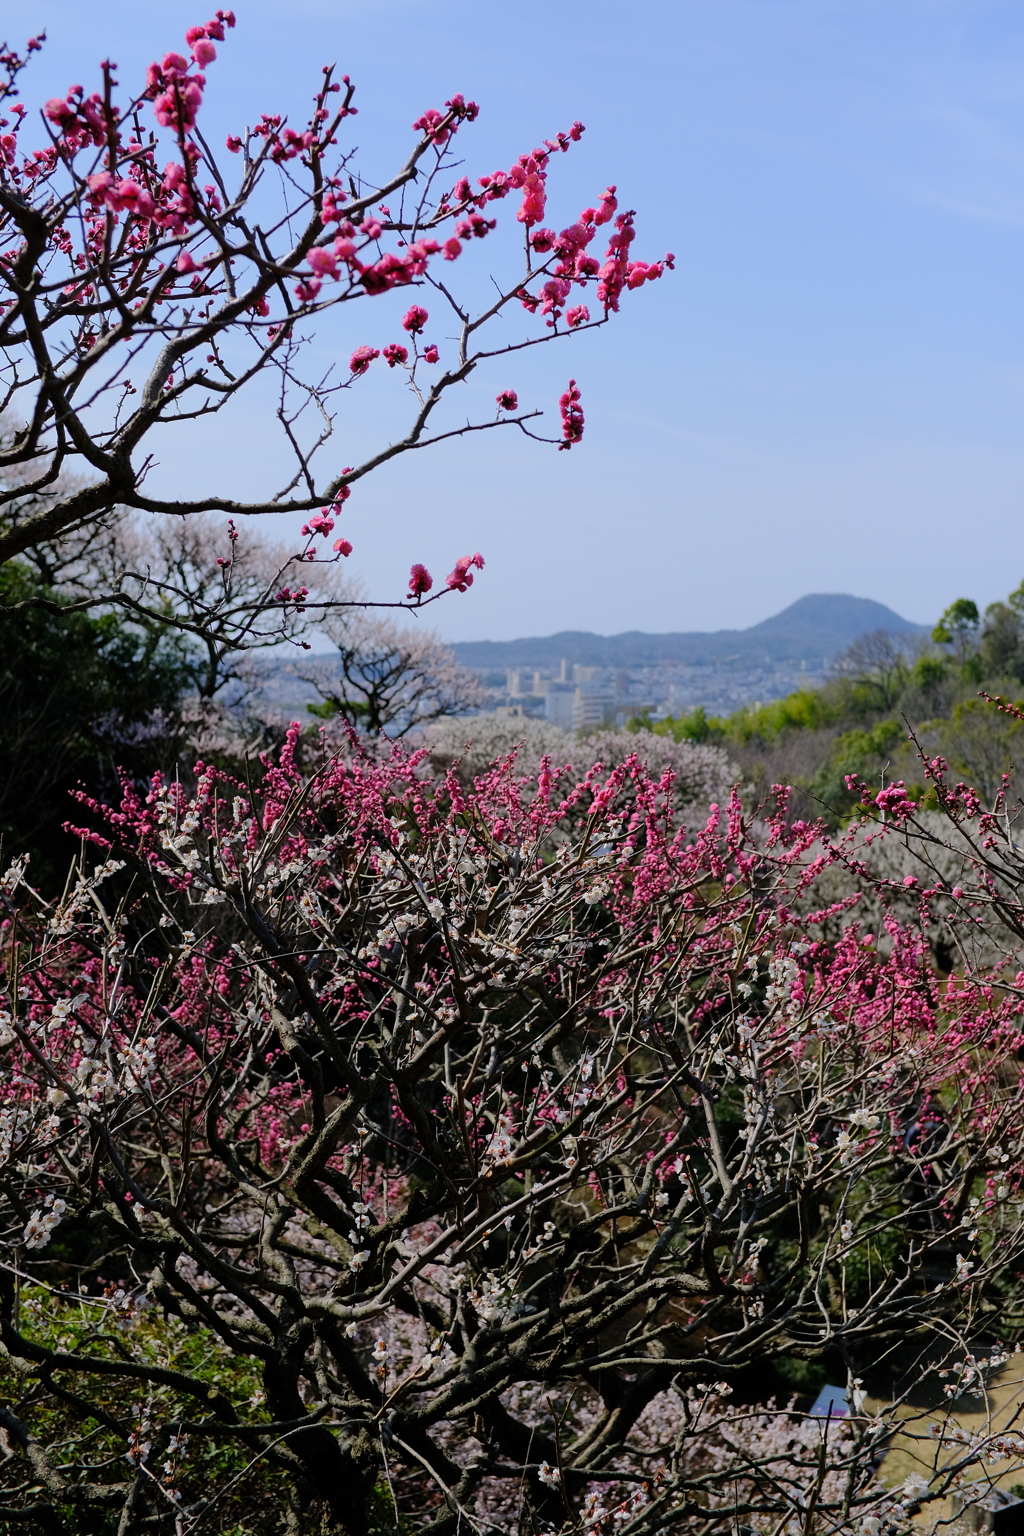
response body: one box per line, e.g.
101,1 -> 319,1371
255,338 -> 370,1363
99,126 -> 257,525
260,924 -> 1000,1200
6,0 -> 1024,639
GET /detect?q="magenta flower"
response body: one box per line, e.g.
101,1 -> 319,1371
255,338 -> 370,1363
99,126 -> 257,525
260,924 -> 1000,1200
402,305 -> 428,334
302,513 -> 335,539
349,345 -> 380,375
558,379 -> 583,450
307,247 -> 339,279
445,552 -> 485,591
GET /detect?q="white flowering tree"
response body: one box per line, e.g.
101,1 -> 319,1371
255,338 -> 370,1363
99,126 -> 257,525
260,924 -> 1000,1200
301,607 -> 486,737
422,718 -> 738,816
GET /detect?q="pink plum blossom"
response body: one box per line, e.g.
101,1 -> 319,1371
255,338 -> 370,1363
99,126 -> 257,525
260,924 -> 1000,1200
402,305 -> 428,333
558,378 -> 584,448
407,563 -> 433,597
349,345 -> 379,375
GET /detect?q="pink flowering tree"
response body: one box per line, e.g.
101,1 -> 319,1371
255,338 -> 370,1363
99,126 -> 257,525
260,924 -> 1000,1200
0,15 -> 671,644
2,736 -> 1024,1532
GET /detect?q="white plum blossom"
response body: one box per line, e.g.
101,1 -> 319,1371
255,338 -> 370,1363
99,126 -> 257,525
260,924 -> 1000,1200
23,1196 -> 66,1250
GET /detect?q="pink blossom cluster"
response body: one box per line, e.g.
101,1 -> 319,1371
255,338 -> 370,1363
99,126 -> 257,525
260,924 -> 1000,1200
302,513 -> 334,538
405,552 -> 483,600
146,14 -> 234,133
412,92 -> 480,147
349,345 -> 379,375
7,18 -> 669,366
300,481 -> 354,556
248,111 -> 319,163
298,105 -> 669,337
476,122 -> 584,231
845,775 -> 919,823
41,55 -> 226,244
445,551 -> 485,591
597,208 -> 674,313
85,171 -> 156,221
43,86 -> 107,147
407,563 -> 433,598
401,304 -> 429,334
273,582 -> 308,605
299,225 -> 445,306
514,186 -> 672,324
558,378 -> 584,448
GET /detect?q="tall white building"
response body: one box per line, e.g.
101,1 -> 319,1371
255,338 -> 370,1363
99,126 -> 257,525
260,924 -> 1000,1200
544,686 -> 575,730
572,690 -> 616,730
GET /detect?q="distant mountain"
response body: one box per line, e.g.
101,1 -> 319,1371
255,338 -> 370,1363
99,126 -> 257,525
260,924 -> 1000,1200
451,595 -> 927,671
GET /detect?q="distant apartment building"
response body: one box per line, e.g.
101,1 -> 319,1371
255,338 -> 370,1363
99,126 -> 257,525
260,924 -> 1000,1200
544,684 -> 575,730
572,688 -> 616,730
538,678 -> 619,731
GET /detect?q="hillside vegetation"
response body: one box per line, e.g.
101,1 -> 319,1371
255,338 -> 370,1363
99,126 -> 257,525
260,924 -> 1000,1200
631,583 -> 1024,824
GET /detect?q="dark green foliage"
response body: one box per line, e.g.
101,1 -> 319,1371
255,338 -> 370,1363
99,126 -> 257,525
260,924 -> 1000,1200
652,702 -> 721,743
931,597 -> 979,649
809,719 -> 906,820
0,563 -> 192,886
981,593 -> 1024,683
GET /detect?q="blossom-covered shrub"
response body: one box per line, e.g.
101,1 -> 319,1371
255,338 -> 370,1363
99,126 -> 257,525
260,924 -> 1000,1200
421,710 -> 576,771
2,732 -> 1024,1532
422,717 -> 737,814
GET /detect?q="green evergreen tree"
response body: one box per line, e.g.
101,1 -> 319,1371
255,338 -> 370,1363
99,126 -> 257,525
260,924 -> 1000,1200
0,564 -> 192,885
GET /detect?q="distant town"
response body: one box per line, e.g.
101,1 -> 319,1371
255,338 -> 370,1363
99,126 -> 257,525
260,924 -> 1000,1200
449,592 -> 924,726
251,594 -> 926,728
480,654 -> 831,730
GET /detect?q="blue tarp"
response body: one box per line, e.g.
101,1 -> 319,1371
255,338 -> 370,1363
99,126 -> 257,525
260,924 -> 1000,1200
809,1385 -> 849,1418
